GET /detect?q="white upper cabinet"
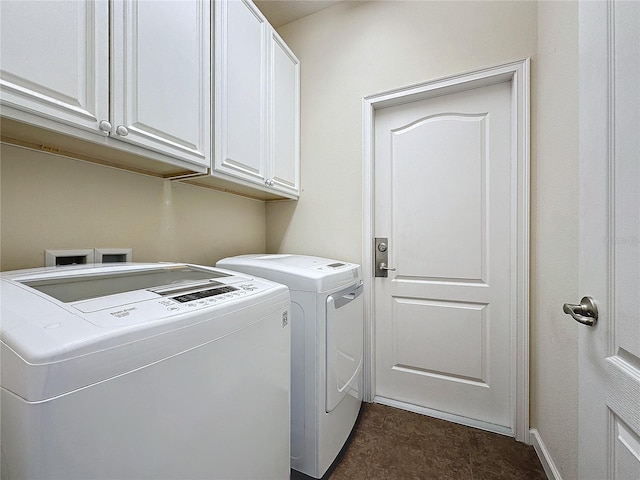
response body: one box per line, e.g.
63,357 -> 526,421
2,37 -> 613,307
214,0 -> 268,183
111,0 -> 210,167
1,0 -> 297,196
269,30 -> 300,197
0,0 -> 210,174
213,0 -> 300,199
0,0 -> 109,133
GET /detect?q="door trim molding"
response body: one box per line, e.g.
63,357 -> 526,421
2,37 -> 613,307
362,59 -> 530,442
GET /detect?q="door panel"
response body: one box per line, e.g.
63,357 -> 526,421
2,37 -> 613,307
374,80 -> 513,431
392,298 -> 488,383
393,114 -> 487,280
579,1 -> 640,478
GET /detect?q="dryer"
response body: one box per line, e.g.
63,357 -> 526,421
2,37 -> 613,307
217,254 -> 363,478
0,263 -> 291,480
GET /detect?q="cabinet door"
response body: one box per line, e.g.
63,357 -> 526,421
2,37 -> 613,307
215,0 -> 268,184
0,0 -> 109,133
111,0 -> 210,168
269,31 -> 300,197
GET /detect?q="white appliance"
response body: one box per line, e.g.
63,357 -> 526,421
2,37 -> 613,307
0,263 -> 291,480
217,254 -> 363,478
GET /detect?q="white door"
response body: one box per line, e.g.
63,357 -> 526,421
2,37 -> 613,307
374,80 -> 516,434
0,0 -> 109,133
577,2 -> 640,479
110,0 -> 210,168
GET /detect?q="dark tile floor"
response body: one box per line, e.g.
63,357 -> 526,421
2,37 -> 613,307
328,403 -> 547,480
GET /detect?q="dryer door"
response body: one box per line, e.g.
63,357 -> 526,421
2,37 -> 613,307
326,281 -> 364,413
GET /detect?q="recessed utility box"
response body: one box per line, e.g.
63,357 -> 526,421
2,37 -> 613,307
45,248 -> 133,266
95,248 -> 133,263
45,249 -> 95,267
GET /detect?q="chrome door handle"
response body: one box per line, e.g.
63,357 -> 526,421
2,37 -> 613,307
563,296 -> 598,326
379,263 -> 396,271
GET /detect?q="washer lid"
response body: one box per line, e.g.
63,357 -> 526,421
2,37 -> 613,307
217,254 -> 362,292
20,264 -> 229,304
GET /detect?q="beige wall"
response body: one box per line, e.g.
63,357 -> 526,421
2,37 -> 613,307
269,1 -> 579,478
531,2 -> 579,479
0,2 -> 582,477
267,0 -> 537,260
0,144 -> 266,271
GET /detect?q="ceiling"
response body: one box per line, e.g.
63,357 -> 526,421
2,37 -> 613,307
254,0 -> 342,28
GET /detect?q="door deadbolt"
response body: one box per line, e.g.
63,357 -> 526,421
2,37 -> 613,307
374,238 -> 395,277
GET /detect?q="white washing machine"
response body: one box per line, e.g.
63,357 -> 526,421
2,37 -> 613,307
0,262 -> 291,480
217,254 -> 363,478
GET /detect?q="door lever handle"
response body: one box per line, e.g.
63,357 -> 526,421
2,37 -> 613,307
563,296 -> 598,326
379,262 -> 396,271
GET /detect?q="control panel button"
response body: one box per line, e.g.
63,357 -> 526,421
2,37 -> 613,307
172,285 -> 238,303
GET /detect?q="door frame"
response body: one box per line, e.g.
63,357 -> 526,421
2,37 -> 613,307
362,59 -> 531,442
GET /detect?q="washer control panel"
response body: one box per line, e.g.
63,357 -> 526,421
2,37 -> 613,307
81,281 -> 266,327
172,285 -> 238,303
167,283 -> 260,308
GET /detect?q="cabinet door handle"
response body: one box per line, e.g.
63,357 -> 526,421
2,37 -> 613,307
115,125 -> 129,137
99,120 -> 112,133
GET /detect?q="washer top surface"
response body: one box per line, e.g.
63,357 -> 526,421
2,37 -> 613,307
217,254 -> 362,293
0,262 -> 289,402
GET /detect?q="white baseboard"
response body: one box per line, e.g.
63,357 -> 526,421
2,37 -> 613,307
529,428 -> 563,480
